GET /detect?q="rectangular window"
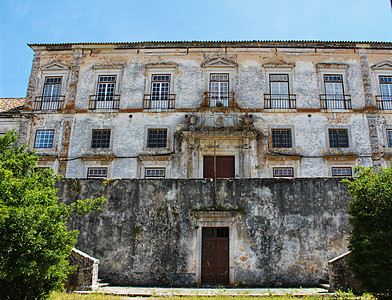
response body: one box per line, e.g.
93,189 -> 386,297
41,77 -> 62,109
91,129 -> 111,148
380,76 -> 392,99
332,167 -> 352,177
379,76 -> 392,110
387,130 -> 392,148
273,167 -> 294,178
151,75 -> 170,100
209,74 -> 229,107
145,168 -> 166,178
34,130 -> 54,148
147,129 -> 167,148
269,74 -> 290,109
329,129 -> 349,148
87,168 -> 108,178
271,129 -> 292,148
94,75 -> 117,109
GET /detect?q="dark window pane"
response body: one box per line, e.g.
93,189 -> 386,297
329,129 -> 349,148
271,129 -> 292,148
147,129 -> 167,148
91,129 -> 111,148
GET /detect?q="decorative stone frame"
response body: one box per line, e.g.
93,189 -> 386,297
371,61 -> 392,105
37,62 -> 70,108
316,63 -> 350,110
190,211 -> 241,286
138,155 -> 171,179
91,65 -> 124,108
144,62 -> 178,97
201,57 -> 238,95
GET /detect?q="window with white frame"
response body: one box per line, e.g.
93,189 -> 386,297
209,74 -> 229,107
273,167 -> 294,178
145,168 -> 166,178
378,76 -> 392,110
34,130 -> 55,148
323,75 -> 346,109
328,129 -> 349,148
269,74 -> 291,108
332,167 -> 352,177
87,167 -> 108,178
89,75 -> 120,109
271,129 -> 292,148
40,77 -> 63,110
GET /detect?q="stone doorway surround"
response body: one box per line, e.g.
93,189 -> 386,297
191,211 -> 241,286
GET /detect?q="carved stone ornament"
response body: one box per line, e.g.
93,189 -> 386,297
202,57 -> 238,68
371,60 -> 392,70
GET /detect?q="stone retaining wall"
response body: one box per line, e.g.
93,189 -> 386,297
59,178 -> 352,287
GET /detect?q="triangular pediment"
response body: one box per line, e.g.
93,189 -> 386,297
41,62 -> 69,71
202,57 -> 237,68
372,61 -> 392,70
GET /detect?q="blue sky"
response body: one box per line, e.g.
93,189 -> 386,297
1,0 -> 391,98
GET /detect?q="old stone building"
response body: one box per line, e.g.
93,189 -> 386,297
11,40 -> 392,286
19,40 -> 392,179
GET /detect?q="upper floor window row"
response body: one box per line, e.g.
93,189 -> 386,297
33,70 -> 392,111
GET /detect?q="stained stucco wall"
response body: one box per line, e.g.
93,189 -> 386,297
59,178 -> 352,287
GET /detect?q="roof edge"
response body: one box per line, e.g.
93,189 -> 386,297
28,40 -> 392,51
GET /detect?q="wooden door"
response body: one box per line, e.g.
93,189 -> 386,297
201,227 -> 229,285
203,156 -> 235,178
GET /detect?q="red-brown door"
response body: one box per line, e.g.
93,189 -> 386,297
201,227 -> 229,285
203,156 -> 235,178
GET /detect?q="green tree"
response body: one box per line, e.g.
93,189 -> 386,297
0,131 -> 105,299
343,167 -> 392,297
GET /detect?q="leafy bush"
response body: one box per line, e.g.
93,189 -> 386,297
0,131 -> 105,299
343,167 -> 392,297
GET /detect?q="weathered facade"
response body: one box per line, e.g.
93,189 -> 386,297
8,40 -> 392,287
19,41 -> 392,179
61,178 -> 351,287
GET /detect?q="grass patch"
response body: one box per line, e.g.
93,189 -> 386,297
49,292 -> 376,300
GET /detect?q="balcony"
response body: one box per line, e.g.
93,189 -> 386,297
33,96 -> 65,110
320,94 -> 351,109
204,92 -> 235,107
376,95 -> 392,110
89,95 -> 120,110
143,94 -> 176,110
264,94 -> 296,109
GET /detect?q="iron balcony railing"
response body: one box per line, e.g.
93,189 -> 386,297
89,95 -> 120,110
143,94 -> 176,110
33,96 -> 65,110
320,94 -> 351,109
376,95 -> 392,110
264,94 -> 296,109
204,92 -> 235,107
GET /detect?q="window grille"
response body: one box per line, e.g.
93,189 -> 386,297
328,129 -> 349,148
387,130 -> 392,148
271,129 -> 292,148
87,168 -> 108,178
147,129 -> 167,148
332,167 -> 352,177
145,168 -> 166,178
34,130 -> 54,148
273,167 -> 294,177
91,129 -> 111,148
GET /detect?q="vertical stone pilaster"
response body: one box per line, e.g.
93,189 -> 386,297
58,49 -> 83,176
58,115 -> 73,176
65,49 -> 83,110
24,51 -> 42,110
359,49 -> 382,171
242,137 -> 251,178
359,50 -> 376,108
